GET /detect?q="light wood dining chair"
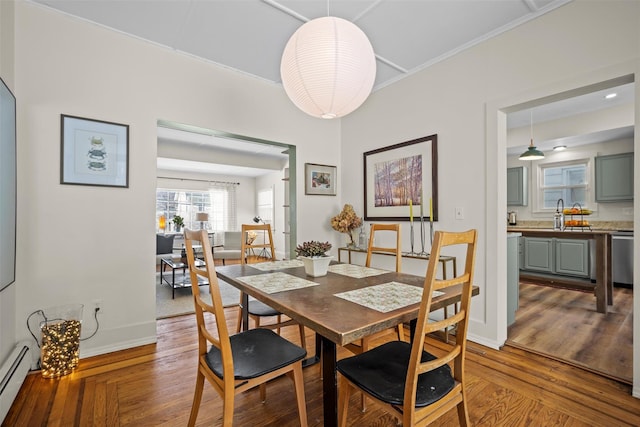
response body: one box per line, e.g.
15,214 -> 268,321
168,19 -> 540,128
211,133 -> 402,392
343,223 -> 404,411
344,223 -> 404,357
337,229 -> 478,427
235,224 -> 307,350
183,228 -> 308,427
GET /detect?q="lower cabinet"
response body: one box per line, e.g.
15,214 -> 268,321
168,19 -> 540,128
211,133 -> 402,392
555,239 -> 590,278
522,237 -> 554,273
521,237 -> 590,278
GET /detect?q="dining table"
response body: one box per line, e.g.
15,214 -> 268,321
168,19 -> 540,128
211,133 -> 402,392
215,260 -> 479,427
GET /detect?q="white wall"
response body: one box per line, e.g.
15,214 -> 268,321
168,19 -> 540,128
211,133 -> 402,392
340,0 -> 639,392
12,1 -> 340,359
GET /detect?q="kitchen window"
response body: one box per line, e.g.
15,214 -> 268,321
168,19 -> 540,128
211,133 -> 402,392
539,160 -> 589,209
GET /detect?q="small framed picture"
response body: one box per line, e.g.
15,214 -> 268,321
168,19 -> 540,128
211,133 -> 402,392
60,114 -> 129,188
305,163 -> 337,196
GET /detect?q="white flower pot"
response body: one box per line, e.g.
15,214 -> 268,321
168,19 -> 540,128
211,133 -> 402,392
298,256 -> 333,277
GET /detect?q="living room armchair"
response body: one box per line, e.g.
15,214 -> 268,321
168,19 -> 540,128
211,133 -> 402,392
156,234 -> 179,265
213,231 -> 242,265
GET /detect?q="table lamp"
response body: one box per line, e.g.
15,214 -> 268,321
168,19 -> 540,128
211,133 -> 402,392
196,212 -> 209,229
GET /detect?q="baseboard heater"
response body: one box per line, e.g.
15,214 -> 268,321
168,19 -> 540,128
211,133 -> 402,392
0,343 -> 31,424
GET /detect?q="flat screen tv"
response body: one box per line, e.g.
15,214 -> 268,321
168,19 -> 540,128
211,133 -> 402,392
0,77 -> 16,291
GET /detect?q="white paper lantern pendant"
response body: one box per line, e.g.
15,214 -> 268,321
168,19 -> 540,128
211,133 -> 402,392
280,16 -> 377,119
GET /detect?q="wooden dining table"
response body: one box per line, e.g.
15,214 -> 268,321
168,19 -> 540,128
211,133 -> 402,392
215,261 -> 479,427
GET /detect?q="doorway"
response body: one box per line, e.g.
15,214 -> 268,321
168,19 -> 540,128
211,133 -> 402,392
154,121 -> 297,318
501,77 -> 635,384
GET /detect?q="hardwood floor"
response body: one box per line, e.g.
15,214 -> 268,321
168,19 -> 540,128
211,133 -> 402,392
507,281 -> 633,383
4,306 -> 640,427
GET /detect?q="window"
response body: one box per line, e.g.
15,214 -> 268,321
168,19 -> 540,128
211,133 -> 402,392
539,160 -> 588,209
157,183 -> 237,232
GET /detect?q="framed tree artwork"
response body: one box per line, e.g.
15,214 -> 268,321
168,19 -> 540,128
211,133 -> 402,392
363,135 -> 438,221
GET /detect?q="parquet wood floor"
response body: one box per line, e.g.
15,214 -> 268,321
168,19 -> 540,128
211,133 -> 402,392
5,305 -> 639,426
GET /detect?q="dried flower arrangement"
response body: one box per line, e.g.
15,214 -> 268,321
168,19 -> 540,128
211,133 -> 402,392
330,204 -> 362,247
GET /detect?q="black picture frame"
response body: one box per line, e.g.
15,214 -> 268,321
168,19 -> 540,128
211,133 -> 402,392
61,114 -> 129,188
363,135 -> 438,221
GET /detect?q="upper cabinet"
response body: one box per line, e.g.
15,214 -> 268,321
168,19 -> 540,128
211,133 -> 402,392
507,166 -> 528,206
595,152 -> 634,202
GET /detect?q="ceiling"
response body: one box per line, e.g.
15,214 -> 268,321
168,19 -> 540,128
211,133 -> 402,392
32,0 -> 634,174
32,0 -> 572,91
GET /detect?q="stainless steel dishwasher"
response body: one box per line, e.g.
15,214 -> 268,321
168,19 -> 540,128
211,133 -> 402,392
612,230 -> 633,287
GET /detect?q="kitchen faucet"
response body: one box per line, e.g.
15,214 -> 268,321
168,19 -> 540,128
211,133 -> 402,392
554,198 -> 565,230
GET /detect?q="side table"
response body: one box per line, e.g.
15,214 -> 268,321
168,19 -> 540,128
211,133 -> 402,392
160,258 -> 207,299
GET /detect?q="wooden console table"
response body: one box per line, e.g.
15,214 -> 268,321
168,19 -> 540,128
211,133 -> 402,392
337,247 -> 457,279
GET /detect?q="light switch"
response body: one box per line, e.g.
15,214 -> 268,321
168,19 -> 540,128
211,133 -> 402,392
455,207 -> 464,220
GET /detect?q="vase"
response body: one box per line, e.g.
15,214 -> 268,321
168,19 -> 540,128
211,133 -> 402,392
298,256 -> 333,277
346,230 -> 357,249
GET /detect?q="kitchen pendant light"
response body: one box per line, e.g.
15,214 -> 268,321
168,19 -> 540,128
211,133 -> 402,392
519,111 -> 544,161
280,16 -> 376,119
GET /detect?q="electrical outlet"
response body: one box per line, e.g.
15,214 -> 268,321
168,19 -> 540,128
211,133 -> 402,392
93,299 -> 102,313
455,207 -> 465,220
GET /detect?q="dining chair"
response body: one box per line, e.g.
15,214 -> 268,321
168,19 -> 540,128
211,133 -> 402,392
183,228 -> 308,427
342,223 -> 404,411
337,229 -> 478,427
235,224 -> 307,350
344,223 -> 404,355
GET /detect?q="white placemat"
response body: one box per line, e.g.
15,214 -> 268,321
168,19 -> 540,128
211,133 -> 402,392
334,282 -> 444,313
236,271 -> 319,294
328,264 -> 388,278
250,259 -> 305,271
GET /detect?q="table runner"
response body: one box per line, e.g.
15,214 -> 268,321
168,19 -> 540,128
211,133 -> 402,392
334,282 -> 444,313
236,271 -> 319,294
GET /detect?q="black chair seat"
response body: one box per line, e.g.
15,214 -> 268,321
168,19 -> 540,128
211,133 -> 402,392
336,341 -> 455,407
206,328 -> 306,380
247,299 -> 280,317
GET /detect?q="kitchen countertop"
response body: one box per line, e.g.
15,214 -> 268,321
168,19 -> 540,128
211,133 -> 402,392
507,228 -> 612,236
507,220 -> 632,231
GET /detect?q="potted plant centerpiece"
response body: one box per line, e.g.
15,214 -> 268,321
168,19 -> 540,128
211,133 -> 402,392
172,215 -> 185,232
296,240 -> 333,277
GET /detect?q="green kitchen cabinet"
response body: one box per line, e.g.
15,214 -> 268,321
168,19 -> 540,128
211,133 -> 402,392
522,237 -> 554,273
555,238 -> 590,278
507,166 -> 528,206
595,152 -> 634,202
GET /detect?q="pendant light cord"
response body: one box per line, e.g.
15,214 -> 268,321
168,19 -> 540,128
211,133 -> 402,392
530,111 -> 534,147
